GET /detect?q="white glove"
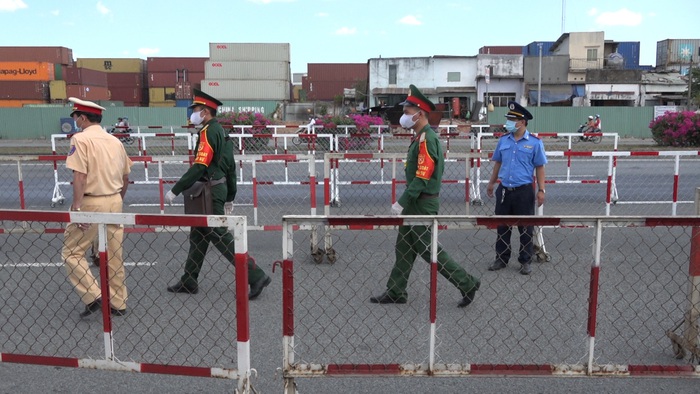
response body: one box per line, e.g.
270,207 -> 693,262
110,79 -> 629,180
224,201 -> 234,215
390,201 -> 403,216
164,190 -> 176,206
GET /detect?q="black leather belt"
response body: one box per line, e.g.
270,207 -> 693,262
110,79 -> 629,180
419,192 -> 439,199
502,184 -> 532,192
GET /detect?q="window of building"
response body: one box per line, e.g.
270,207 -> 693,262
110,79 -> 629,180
486,94 -> 516,107
447,72 -> 460,82
587,48 -> 598,61
389,65 -> 397,85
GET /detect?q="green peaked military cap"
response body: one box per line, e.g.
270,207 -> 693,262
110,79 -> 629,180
399,84 -> 436,112
189,89 -> 223,110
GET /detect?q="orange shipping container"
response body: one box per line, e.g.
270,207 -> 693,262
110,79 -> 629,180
0,99 -> 47,107
66,85 -> 110,101
0,62 -> 55,81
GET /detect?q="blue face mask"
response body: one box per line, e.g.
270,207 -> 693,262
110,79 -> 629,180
504,119 -> 518,133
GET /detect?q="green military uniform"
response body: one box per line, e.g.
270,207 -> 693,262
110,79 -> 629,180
385,123 -> 480,300
171,117 -> 266,287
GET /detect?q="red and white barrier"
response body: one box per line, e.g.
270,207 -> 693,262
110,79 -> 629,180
0,210 -> 253,392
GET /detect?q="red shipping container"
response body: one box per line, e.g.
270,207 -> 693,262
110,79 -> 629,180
0,46 -> 73,65
478,45 -> 523,55
147,57 -> 206,73
107,72 -> 145,87
148,72 -> 178,87
0,81 -> 49,99
64,66 -> 108,87
66,85 -> 110,101
187,72 -> 204,84
110,86 -> 144,101
304,80 -> 363,101
307,63 -> 368,82
175,82 -> 192,99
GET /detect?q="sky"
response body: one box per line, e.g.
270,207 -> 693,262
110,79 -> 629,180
1,0 -> 698,74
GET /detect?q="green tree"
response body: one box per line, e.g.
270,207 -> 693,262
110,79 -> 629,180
683,68 -> 700,106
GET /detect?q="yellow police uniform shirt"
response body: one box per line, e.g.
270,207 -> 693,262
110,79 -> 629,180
66,125 -> 133,195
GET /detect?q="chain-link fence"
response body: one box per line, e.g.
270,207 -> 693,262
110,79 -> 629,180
0,210 -> 254,392
280,214 -> 700,389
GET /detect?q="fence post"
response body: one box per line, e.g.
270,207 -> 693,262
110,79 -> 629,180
683,188 -> 700,353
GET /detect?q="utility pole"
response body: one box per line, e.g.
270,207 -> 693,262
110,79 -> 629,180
538,43 -> 543,107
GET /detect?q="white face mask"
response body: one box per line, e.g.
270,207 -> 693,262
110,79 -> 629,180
190,109 -> 205,125
399,112 -> 420,129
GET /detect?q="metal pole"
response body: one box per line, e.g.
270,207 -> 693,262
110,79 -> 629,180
538,43 -> 543,107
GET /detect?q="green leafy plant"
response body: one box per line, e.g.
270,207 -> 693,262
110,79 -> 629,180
217,111 -> 275,151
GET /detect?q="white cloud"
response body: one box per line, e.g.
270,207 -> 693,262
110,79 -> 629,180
587,7 -> 598,16
96,1 -> 110,15
399,15 -> 422,26
335,27 -> 356,35
246,0 -> 295,4
138,48 -> 160,56
50,9 -> 59,16
316,12 -> 329,17
595,8 -> 642,27
0,0 -> 27,12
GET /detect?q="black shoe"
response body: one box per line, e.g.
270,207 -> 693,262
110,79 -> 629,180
249,275 -> 271,300
110,308 -> 127,316
458,288 -> 478,308
167,281 -> 199,294
79,298 -> 102,318
369,291 -> 407,304
91,253 -> 100,267
488,260 -> 507,271
520,263 -> 532,275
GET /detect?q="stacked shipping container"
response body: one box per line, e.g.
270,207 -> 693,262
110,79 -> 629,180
202,43 -> 291,113
77,58 -> 147,106
0,47 -> 73,106
302,63 -> 368,101
147,57 -> 206,107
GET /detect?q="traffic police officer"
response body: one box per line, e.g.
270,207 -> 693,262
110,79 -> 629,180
370,85 -> 480,308
62,97 -> 133,317
486,101 -> 547,275
165,89 -> 271,299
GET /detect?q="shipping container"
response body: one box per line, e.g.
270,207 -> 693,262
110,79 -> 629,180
96,100 -> 124,107
479,45 -> 523,55
175,99 -> 193,107
175,82 -> 193,99
204,60 -> 291,80
66,85 -> 110,101
209,43 -> 290,62
49,80 -> 67,100
107,72 -> 145,87
202,79 -> 290,100
614,42 -> 641,69
149,87 -> 165,103
0,99 -> 48,108
0,61 -> 55,81
148,70 -> 204,87
77,58 -> 145,73
656,39 -> 700,68
219,100 -> 280,116
146,57 -> 206,73
54,64 -> 63,80
0,81 -> 49,99
109,86 -> 144,102
149,101 -> 175,107
0,46 -> 73,65
63,66 -> 109,87
307,63 -> 367,82
164,87 -> 176,101
523,41 -> 556,56
305,80 -> 364,101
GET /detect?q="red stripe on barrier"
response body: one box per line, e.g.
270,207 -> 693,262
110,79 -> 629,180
565,152 -> 594,157
469,364 -> 553,375
346,225 -> 377,230
672,174 -> 679,203
324,178 -> 330,208
328,217 -> 403,227
263,225 -> 283,231
326,364 -> 401,375
0,210 -> 71,222
283,259 -> 294,336
475,217 -> 561,228
38,155 -> 67,161
154,133 -> 174,137
581,180 -> 602,184
18,180 -> 25,210
349,181 -> 371,185
140,363 -> 213,377
262,154 -> 298,161
130,156 -> 154,162
630,151 -> 660,156
134,214 -> 209,227
587,265 -> 600,337
146,126 -> 163,129
45,228 -> 65,233
0,229 -> 4,234
690,227 -> 700,276
628,365 -> 696,375
235,253 -> 250,342
309,176 -> 316,210
644,218 -> 700,227
442,180 -> 458,184
256,181 -> 275,185
2,353 -> 79,368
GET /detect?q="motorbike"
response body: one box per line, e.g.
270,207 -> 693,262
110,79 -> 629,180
107,123 -> 135,145
574,123 -> 602,144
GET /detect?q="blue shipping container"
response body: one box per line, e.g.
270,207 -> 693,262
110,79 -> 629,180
175,99 -> 192,107
616,42 -> 641,69
523,41 -> 555,56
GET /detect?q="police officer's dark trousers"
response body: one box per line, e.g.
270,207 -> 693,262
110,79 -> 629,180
495,184 -> 535,264
386,197 -> 480,300
180,183 -> 266,287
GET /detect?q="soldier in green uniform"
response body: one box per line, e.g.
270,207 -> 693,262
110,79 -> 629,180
370,85 -> 480,308
165,89 -> 271,299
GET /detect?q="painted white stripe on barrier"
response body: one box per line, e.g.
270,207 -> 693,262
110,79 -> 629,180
1,261 -> 158,268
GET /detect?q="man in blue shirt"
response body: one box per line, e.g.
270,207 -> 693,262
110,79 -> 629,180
486,101 -> 547,275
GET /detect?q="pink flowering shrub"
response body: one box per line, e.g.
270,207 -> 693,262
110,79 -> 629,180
315,114 -> 386,133
649,111 -> 700,147
217,111 -> 273,133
